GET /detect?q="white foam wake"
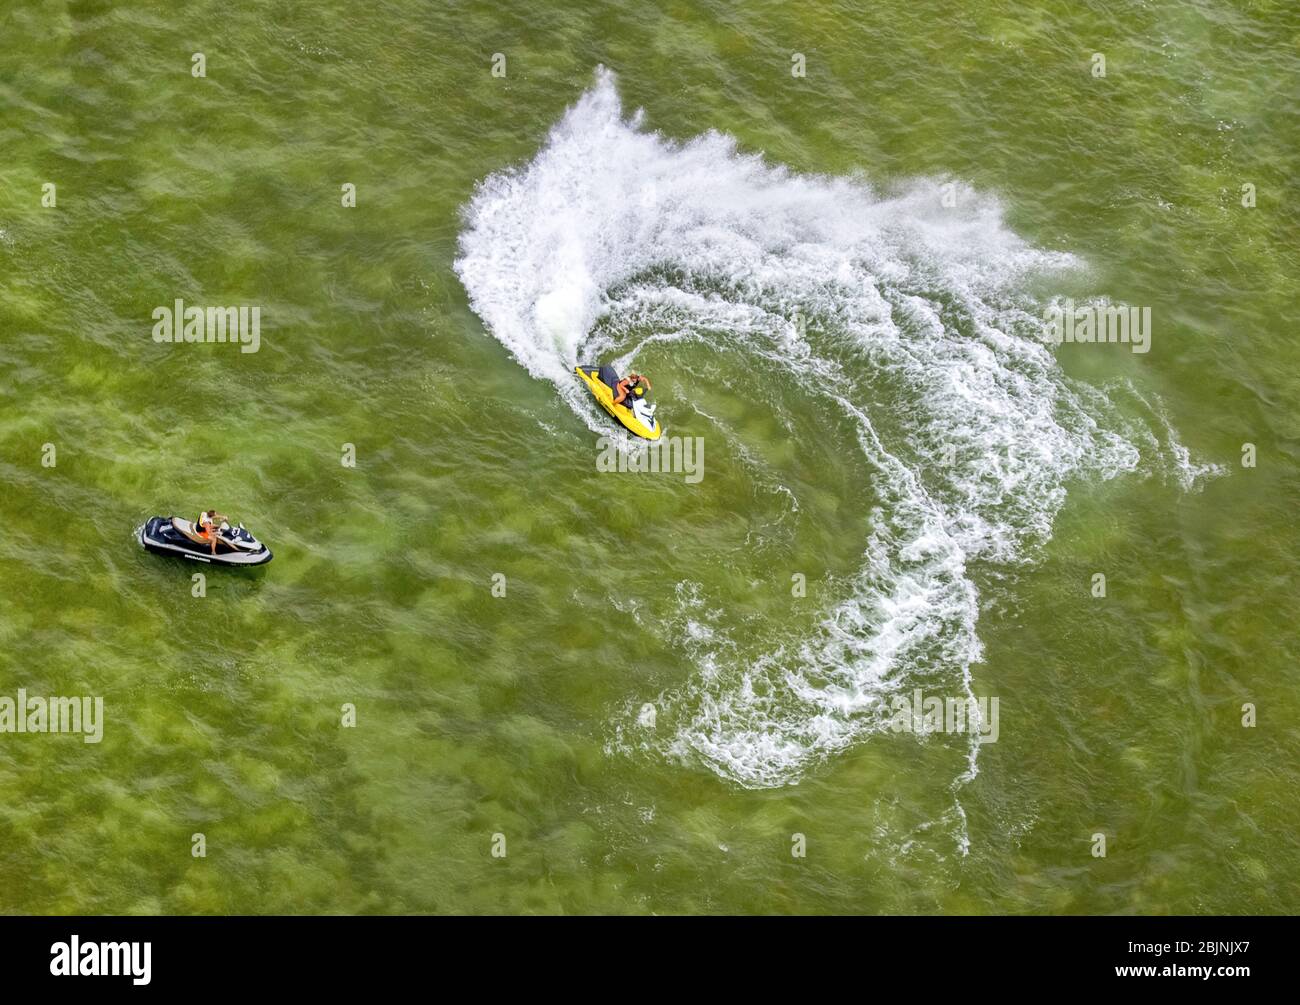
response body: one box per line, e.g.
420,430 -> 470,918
455,68 -> 1213,816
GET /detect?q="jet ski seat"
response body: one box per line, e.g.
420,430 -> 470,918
172,517 -> 210,545
597,364 -> 621,392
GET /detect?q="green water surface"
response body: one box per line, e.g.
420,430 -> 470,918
1,0 -> 1298,913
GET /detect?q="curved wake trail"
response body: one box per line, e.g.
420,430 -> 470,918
455,69 -> 1214,824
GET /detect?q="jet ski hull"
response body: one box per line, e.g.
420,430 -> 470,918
139,516 -> 273,566
575,365 -> 663,441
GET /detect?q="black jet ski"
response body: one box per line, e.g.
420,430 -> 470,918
139,515 -> 273,566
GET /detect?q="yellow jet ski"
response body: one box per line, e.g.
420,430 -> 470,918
575,364 -> 662,441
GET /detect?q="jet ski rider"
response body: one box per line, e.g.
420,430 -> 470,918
613,373 -> 650,407
196,509 -> 230,556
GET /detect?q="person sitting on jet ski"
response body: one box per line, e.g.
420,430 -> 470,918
196,509 -> 230,555
613,373 -> 650,407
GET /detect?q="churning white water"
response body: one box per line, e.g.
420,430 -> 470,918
455,68 -> 1215,807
